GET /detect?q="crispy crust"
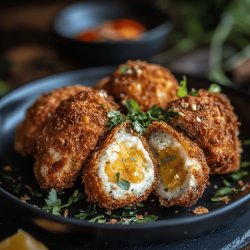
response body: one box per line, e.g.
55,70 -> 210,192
15,85 -> 90,156
145,121 -> 209,207
168,90 -> 241,174
95,60 -> 178,111
83,122 -> 157,210
34,89 -> 118,191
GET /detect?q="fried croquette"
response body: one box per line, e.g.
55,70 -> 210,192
95,60 -> 178,111
34,89 -> 118,191
83,122 -> 157,210
15,85 -> 90,156
145,121 -> 209,207
167,90 -> 241,174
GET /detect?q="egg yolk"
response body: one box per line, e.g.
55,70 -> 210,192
156,147 -> 188,191
105,143 -> 147,183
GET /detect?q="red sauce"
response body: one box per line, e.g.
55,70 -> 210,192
76,19 -> 146,42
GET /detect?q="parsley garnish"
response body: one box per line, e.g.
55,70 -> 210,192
43,189 -> 83,215
107,100 -> 178,133
189,88 -> 198,96
210,187 -> 235,201
88,215 -> 106,223
135,215 -> 158,224
107,110 -> 127,130
118,66 -> 129,74
116,172 -> 130,190
241,161 -> 250,168
208,83 -> 221,93
177,76 -> 188,98
230,170 -> 248,181
242,139 -> 250,146
75,204 -> 97,220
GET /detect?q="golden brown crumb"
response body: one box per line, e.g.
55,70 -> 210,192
136,214 -> 144,220
34,89 -> 118,191
83,122 -> 157,210
64,209 -> 69,218
15,85 -> 91,156
238,180 -> 244,187
20,194 -> 31,202
95,60 -> 178,111
168,89 -> 241,174
192,206 -> 209,215
145,121 -> 209,207
3,165 -> 12,172
107,218 -> 117,224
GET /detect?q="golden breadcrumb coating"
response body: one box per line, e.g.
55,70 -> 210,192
15,85 -> 90,156
34,89 -> 118,191
145,121 -> 209,207
83,122 -> 157,210
168,90 -> 241,174
95,60 -> 178,111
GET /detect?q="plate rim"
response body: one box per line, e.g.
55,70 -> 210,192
0,67 -> 250,231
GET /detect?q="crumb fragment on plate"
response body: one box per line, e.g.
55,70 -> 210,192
3,165 -> 12,172
192,206 -> 209,215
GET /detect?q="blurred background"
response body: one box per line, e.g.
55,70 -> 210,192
0,0 -> 250,96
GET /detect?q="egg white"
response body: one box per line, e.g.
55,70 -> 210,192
98,129 -> 155,199
148,132 -> 201,200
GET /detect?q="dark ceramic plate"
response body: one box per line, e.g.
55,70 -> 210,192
0,67 -> 250,244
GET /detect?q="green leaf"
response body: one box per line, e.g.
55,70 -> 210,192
107,110 -> 127,130
211,187 -> 234,202
222,179 -> 232,187
242,139 -> 250,146
89,215 -> 106,223
43,189 -> 83,216
136,202 -> 144,207
116,172 -> 130,190
230,170 -> 248,181
189,88 -> 198,96
208,83 -> 222,93
177,76 -> 188,98
118,66 -> 129,74
0,80 -> 9,96
241,161 -> 250,168
135,215 -> 158,224
132,120 -> 145,134
122,210 -> 138,217
125,99 -> 141,112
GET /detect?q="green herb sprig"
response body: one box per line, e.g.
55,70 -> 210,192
108,99 -> 178,133
116,172 -> 130,190
43,189 -> 83,215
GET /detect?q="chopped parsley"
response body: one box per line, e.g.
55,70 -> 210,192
107,110 -> 127,130
241,161 -> 250,168
43,189 -> 83,215
177,76 -> 188,98
89,215 -> 106,223
116,172 -> 130,190
242,139 -> 250,146
135,215 -> 158,224
230,170 -> 248,181
108,99 -> 178,134
210,187 -> 235,202
208,83 -> 222,93
118,66 -> 129,74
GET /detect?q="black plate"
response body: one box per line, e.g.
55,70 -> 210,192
0,67 -> 250,244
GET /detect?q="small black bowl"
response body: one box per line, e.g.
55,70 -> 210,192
53,0 -> 172,66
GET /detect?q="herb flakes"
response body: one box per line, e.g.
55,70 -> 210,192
116,172 -> 130,190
